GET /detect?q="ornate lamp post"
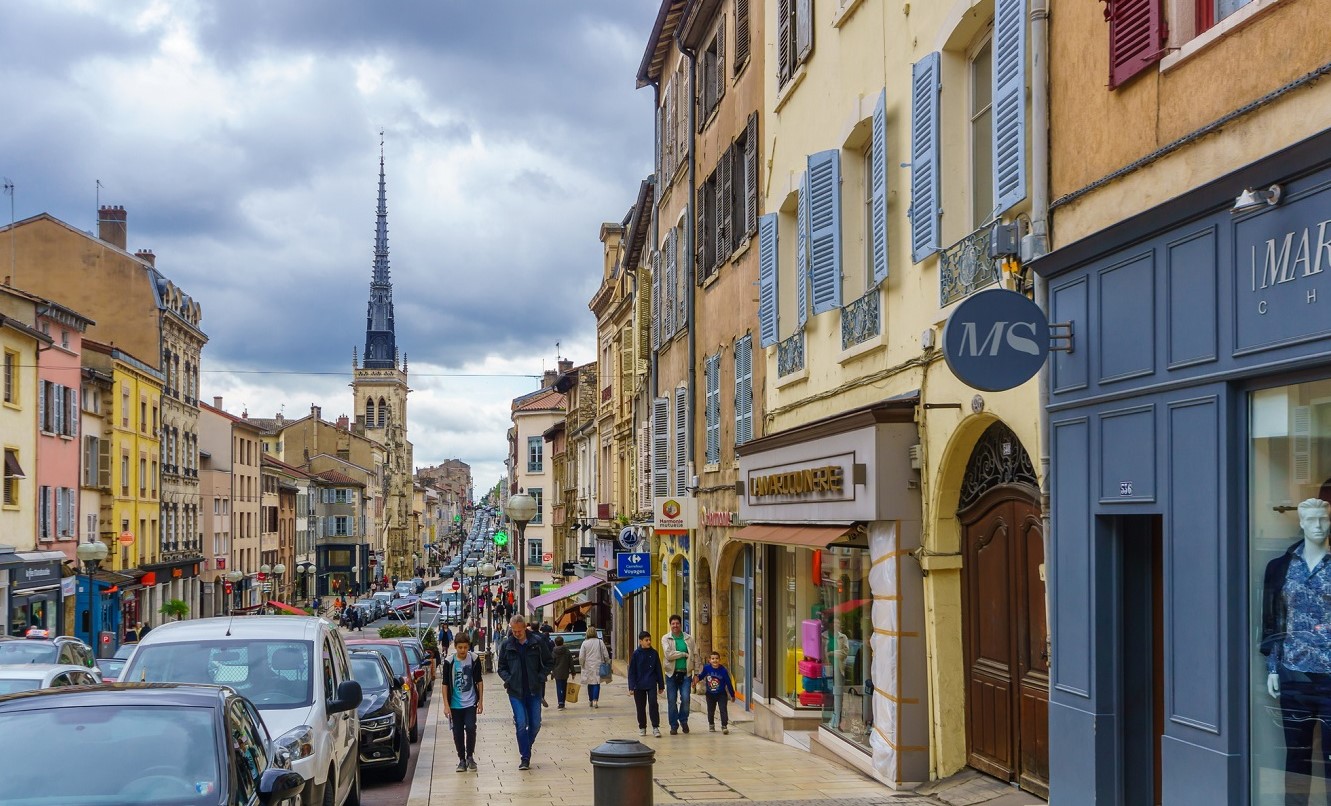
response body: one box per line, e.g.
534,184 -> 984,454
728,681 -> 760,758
76,540 -> 109,656
503,492 -> 537,613
296,562 -> 314,603
273,564 -> 286,603
225,570 -> 244,613
478,561 -> 496,653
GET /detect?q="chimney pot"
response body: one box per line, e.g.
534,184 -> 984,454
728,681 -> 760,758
135,249 -> 156,267
98,205 -> 128,250
213,396 -> 223,409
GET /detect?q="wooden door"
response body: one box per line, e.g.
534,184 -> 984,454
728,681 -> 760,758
960,487 -> 1049,798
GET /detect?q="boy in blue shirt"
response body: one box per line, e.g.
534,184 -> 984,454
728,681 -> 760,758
443,634 -> 485,772
697,651 -> 737,733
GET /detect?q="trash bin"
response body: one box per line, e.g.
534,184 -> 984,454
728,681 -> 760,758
590,739 -> 655,806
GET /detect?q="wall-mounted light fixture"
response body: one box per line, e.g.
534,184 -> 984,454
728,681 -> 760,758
1232,184 -> 1282,214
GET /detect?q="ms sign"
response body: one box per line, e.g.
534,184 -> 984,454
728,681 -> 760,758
943,289 -> 1050,392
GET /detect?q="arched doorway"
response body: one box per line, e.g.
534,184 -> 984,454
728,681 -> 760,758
957,421 -> 1048,798
695,556 -> 713,659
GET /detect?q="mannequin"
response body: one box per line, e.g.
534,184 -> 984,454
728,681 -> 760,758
1262,498 -> 1331,804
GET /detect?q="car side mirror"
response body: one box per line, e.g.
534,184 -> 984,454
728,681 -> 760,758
258,769 -> 305,805
390,676 -> 403,690
328,680 -> 363,714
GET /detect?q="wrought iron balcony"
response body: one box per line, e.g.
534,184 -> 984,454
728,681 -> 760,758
840,288 -> 881,350
777,331 -> 805,378
939,224 -> 1002,308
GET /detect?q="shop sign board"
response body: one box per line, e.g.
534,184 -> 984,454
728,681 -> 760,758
616,552 -> 651,578
942,288 -> 1050,392
653,497 -> 697,535
743,453 -> 857,506
14,560 -> 62,592
1236,188 -> 1331,352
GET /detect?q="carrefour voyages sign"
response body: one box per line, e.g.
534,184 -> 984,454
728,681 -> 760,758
943,289 -> 1050,392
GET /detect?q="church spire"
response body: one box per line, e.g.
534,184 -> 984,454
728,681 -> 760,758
363,132 -> 397,369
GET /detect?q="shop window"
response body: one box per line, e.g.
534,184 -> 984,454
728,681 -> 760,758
1251,378 -> 1331,803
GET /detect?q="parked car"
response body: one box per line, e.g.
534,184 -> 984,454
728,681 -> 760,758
371,591 -> 396,611
410,577 -> 426,594
0,663 -> 101,694
394,640 -> 434,706
351,601 -> 378,625
349,651 -> 411,781
120,616 -> 362,806
420,590 -> 442,605
0,635 -> 95,669
394,581 -> 415,598
345,639 -> 418,742
0,683 -> 305,805
98,643 -> 138,683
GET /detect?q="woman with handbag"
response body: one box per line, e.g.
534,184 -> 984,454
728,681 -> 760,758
578,627 -> 611,709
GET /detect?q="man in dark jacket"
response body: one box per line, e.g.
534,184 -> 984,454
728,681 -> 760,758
495,614 -> 552,770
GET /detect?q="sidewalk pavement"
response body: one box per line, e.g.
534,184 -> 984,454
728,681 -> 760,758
404,667 -> 1044,806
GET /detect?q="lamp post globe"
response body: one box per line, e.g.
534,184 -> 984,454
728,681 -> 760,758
76,539 -> 109,571
504,492 -> 537,612
259,563 -> 271,576
504,493 -> 537,524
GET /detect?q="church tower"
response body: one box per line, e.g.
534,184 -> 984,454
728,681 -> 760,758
352,140 -> 414,583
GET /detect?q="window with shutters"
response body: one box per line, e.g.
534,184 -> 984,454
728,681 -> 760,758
674,387 -> 688,495
734,335 -> 754,446
2,350 -> 16,405
2,448 -> 20,507
735,0 -> 751,73
653,397 -> 670,497
971,36 -> 995,228
777,0 -> 814,90
698,17 -> 727,131
1106,0 -> 1167,88
39,485 -> 52,540
910,53 -> 942,262
807,150 -> 843,316
758,214 -> 780,347
698,171 -> 717,283
704,353 -> 721,467
663,229 -> 678,340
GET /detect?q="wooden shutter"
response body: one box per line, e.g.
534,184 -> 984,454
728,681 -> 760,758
677,66 -> 688,172
705,354 -> 719,465
664,230 -> 677,338
807,149 -> 842,315
872,88 -> 889,284
777,0 -> 792,84
69,389 -> 78,438
97,437 -> 111,489
38,381 -> 46,432
736,0 -> 751,70
1108,0 -> 1166,89
758,213 -> 780,347
796,171 -> 810,327
696,52 -> 707,134
639,423 -> 653,511
993,0 -> 1028,214
795,0 -> 813,64
638,263 -> 652,370
652,249 -> 661,350
715,16 -> 726,103
696,181 -> 710,278
39,486 -> 50,539
653,397 -> 669,497
719,148 -> 733,262
661,84 -> 671,182
910,52 -> 942,263
745,113 -> 759,237
677,222 -> 689,329
674,386 -> 688,495
735,335 -> 753,445
54,385 -> 65,435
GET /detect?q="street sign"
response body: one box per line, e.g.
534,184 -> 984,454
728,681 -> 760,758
942,289 -> 1050,392
451,580 -> 460,591
616,552 -> 650,578
618,526 -> 641,551
118,531 -> 134,545
542,552 -> 553,565
561,562 -> 576,576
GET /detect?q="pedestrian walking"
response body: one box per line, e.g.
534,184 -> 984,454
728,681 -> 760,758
661,614 -> 699,734
495,614 -> 552,770
697,651 -> 737,733
550,637 -> 573,709
538,624 -> 555,707
578,627 -> 610,708
443,634 -> 484,772
123,623 -> 139,643
439,623 -> 455,656
627,630 -> 664,738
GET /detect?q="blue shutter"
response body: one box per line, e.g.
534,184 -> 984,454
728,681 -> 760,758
993,0 -> 1027,214
807,149 -> 842,314
757,213 -> 780,347
910,52 -> 942,262
796,171 -> 809,326
871,88 -> 889,284
734,335 -> 753,445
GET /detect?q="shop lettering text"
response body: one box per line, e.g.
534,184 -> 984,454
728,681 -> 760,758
750,465 -> 844,498
1251,220 -> 1331,314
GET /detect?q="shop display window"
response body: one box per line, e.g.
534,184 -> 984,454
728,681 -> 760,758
1251,379 -> 1331,804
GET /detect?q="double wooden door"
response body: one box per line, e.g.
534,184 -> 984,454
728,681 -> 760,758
960,486 -> 1049,798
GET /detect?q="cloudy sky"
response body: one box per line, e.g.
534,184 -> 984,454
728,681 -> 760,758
1,0 -> 659,494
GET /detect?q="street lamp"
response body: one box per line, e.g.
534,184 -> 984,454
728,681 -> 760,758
478,561 -> 496,654
76,540 -> 109,657
273,564 -> 286,603
296,562 -> 314,603
225,570 -> 244,613
504,492 -> 537,613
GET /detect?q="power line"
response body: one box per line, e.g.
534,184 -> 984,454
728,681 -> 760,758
3,364 -> 541,379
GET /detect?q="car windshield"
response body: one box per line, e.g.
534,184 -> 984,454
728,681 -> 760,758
0,643 -> 58,664
350,645 -> 406,676
123,640 -> 314,708
0,679 -> 39,695
350,656 -> 389,691
0,704 -> 221,805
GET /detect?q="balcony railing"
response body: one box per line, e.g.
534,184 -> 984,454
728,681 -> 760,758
840,288 -> 881,350
939,224 -> 1002,308
777,331 -> 805,378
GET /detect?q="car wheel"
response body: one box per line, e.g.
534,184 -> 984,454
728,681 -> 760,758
320,770 -> 336,806
386,730 -> 411,782
410,715 -> 419,743
343,764 -> 361,806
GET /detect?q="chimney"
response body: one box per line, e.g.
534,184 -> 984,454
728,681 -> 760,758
134,249 -> 155,267
558,358 -> 573,374
213,396 -> 223,409
336,414 -> 349,430
98,205 -> 127,250
542,370 -> 557,389
311,404 -> 322,421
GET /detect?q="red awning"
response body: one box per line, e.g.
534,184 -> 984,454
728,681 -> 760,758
267,600 -> 306,616
732,523 -> 854,549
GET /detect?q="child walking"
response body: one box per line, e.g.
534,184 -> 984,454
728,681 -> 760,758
697,651 -> 737,733
627,630 -> 665,738
443,634 -> 485,772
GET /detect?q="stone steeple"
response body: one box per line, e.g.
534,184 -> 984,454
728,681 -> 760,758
363,138 -> 397,369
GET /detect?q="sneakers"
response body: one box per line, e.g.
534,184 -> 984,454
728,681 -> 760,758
456,759 -> 467,773
681,723 -> 690,734
467,757 -> 477,771
652,727 -> 662,737
709,724 -> 716,732
557,704 -> 565,710
592,702 -> 599,709
639,727 -> 647,736
670,727 -> 678,735
722,726 -> 730,734
518,758 -> 531,771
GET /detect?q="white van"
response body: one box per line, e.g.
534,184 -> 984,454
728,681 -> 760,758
121,616 -> 363,806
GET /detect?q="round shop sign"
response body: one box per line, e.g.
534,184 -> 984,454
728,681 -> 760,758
618,526 -> 641,551
942,289 -> 1050,392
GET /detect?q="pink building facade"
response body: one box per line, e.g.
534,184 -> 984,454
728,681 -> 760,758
35,301 -> 93,561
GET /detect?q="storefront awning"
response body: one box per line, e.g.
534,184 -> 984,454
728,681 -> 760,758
4,451 -> 25,479
613,576 -> 651,606
733,523 -> 856,549
526,574 -> 607,612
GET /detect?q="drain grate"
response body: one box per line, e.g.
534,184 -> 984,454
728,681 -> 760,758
655,770 -> 747,801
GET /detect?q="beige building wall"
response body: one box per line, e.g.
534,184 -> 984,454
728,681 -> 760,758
1,297 -> 46,552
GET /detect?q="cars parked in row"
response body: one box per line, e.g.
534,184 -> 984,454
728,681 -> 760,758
0,634 -> 96,669
349,650 -> 412,781
0,663 -> 101,693
97,642 -> 138,682
345,638 -> 419,741
0,683 -> 305,806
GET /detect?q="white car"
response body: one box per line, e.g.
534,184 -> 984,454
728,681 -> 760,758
0,663 -> 101,694
121,615 -> 363,806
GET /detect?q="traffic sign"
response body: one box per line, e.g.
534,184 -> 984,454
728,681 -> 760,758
118,531 -> 134,545
616,552 -> 650,578
451,580 -> 460,591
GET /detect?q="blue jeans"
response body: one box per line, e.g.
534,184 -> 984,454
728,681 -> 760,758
508,694 -> 543,759
588,683 -> 601,703
554,678 -> 567,706
665,671 -> 691,728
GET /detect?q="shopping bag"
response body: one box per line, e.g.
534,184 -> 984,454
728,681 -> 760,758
566,680 -> 581,703
599,661 -> 612,679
